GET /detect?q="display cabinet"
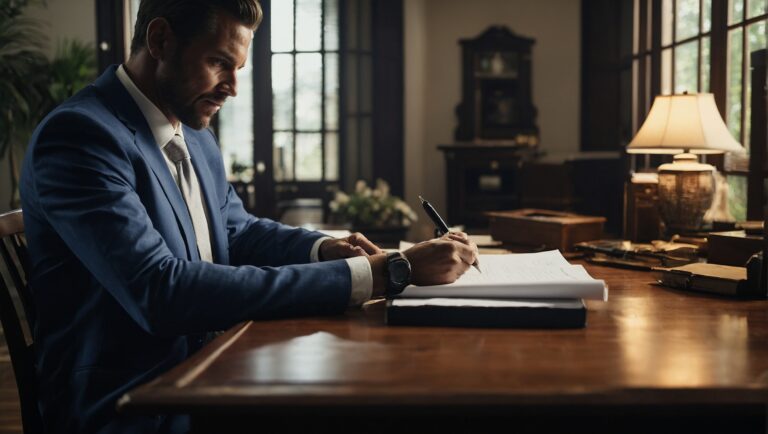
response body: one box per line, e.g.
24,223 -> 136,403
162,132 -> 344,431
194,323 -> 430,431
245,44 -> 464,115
454,26 -> 539,143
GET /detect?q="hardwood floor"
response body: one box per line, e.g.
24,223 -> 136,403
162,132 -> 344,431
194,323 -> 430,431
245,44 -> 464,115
0,331 -> 22,434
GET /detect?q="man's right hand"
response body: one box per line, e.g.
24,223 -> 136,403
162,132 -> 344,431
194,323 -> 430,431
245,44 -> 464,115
403,232 -> 478,285
367,233 -> 478,298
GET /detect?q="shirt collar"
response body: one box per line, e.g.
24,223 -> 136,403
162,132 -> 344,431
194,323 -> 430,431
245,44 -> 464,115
115,64 -> 184,148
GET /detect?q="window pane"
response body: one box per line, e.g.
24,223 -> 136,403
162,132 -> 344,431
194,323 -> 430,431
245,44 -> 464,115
219,53 -> 254,180
674,40 -> 698,93
274,132 -> 294,181
727,28 -> 743,141
296,0 -> 322,51
701,36 -> 710,92
130,0 -> 140,36
727,175 -> 747,221
325,132 -> 339,181
730,0 -> 744,23
703,0 -> 712,32
662,0 -> 673,46
324,0 -> 339,51
271,0 -> 294,52
325,53 -> 339,129
272,54 -> 294,130
749,0 -> 766,18
296,53 -> 322,130
676,0 -> 700,41
745,20 -> 767,152
296,133 -> 322,180
662,48 -> 673,94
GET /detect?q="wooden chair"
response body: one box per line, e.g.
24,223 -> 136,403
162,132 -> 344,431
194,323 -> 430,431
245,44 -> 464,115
0,209 -> 42,434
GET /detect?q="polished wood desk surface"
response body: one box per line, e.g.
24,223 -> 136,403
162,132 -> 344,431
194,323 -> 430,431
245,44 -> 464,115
120,261 -> 768,413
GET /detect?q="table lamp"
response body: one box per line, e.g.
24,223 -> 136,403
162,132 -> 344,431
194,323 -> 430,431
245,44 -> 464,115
627,93 -> 742,234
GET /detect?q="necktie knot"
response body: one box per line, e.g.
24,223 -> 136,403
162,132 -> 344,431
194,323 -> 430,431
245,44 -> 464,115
164,135 -> 190,163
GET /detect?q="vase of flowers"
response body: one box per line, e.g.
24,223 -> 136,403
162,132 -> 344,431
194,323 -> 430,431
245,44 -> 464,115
329,179 -> 418,244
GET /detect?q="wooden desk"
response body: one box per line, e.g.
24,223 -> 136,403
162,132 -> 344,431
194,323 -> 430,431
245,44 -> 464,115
120,263 -> 768,433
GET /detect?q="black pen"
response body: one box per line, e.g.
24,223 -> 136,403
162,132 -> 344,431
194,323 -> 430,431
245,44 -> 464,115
418,196 -> 481,273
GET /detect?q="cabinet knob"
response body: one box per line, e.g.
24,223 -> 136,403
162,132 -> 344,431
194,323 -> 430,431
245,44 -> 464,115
490,160 -> 499,170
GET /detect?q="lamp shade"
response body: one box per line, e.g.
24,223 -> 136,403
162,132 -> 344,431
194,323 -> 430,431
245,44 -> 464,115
626,93 -> 742,154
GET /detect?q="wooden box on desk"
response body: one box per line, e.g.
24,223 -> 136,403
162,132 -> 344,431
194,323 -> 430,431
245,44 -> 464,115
486,209 -> 605,252
707,230 -> 763,266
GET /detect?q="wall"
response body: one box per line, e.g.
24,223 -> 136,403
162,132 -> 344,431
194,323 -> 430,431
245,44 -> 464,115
0,0 -> 96,212
404,0 -> 581,238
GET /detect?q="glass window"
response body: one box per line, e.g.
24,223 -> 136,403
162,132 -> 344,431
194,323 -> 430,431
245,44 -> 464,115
676,0 -> 700,41
674,40 -> 699,92
269,0 -> 340,184
700,37 -> 711,92
730,0 -> 745,24
727,175 -> 747,221
749,0 -> 767,18
219,54 -> 254,181
725,29 -> 742,146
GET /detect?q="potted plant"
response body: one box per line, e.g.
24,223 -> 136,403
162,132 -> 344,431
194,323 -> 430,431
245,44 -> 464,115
329,179 -> 418,244
0,0 -> 96,209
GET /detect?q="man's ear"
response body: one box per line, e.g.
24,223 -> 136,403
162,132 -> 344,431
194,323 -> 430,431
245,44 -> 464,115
145,17 -> 177,61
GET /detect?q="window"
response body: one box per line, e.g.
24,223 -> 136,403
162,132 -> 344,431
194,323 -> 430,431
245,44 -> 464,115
630,0 -> 768,221
265,0 -> 340,183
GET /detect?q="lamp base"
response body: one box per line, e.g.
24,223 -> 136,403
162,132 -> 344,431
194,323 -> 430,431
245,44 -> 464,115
657,153 -> 716,233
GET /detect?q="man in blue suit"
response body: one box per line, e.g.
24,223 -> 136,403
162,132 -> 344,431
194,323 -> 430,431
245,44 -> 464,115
19,0 -> 477,433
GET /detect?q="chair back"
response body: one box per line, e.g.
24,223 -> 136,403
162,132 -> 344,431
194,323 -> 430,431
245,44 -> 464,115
0,209 -> 42,434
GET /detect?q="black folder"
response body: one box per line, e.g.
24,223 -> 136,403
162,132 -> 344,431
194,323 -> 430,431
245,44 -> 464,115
385,298 -> 587,329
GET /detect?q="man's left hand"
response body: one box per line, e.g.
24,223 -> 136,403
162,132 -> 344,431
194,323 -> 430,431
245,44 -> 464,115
319,233 -> 383,260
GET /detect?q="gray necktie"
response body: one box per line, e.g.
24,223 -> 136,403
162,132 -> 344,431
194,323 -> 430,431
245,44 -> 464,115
163,134 -> 213,262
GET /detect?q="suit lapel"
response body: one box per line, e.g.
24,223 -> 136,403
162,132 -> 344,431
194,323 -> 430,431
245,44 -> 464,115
183,129 -> 228,264
92,66 -> 199,261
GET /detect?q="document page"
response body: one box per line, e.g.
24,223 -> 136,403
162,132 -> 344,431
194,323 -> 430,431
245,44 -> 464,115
401,250 -> 607,301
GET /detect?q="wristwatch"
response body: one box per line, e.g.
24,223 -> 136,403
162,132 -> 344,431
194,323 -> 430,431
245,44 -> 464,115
385,251 -> 411,298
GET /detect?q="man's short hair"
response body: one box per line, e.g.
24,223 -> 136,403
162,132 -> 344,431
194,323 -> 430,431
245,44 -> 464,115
130,0 -> 263,56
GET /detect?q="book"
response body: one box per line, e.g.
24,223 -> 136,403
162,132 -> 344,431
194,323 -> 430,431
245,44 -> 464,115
653,262 -> 757,297
386,298 -> 587,328
399,250 -> 608,301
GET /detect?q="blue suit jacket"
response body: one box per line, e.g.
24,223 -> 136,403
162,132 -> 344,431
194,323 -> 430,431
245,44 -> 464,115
19,65 -> 352,434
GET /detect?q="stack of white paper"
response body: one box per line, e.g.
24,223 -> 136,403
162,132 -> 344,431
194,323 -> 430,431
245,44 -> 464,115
400,250 -> 608,301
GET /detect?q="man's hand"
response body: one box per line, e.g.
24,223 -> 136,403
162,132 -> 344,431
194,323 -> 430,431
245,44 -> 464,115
319,232 -> 383,260
402,232 -> 479,285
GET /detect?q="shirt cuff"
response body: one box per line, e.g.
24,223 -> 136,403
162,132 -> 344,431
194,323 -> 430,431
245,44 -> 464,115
345,256 -> 373,306
310,236 -> 332,262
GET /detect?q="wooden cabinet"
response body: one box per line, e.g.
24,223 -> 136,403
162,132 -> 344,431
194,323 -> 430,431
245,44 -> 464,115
438,144 -> 536,229
454,26 -> 538,143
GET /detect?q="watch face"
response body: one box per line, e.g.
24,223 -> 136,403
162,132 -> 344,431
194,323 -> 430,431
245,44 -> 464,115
390,260 -> 410,285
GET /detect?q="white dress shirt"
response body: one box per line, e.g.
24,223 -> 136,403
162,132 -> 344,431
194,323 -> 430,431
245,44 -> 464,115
115,65 -> 373,306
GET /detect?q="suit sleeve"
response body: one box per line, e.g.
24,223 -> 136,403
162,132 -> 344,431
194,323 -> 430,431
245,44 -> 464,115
29,110 -> 351,336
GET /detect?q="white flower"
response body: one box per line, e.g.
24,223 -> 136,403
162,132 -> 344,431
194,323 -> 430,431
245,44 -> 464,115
334,191 -> 349,205
355,179 -> 368,193
375,178 -> 390,198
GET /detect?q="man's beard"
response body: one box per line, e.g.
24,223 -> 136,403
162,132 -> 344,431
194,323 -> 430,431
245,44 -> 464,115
156,59 -> 209,130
